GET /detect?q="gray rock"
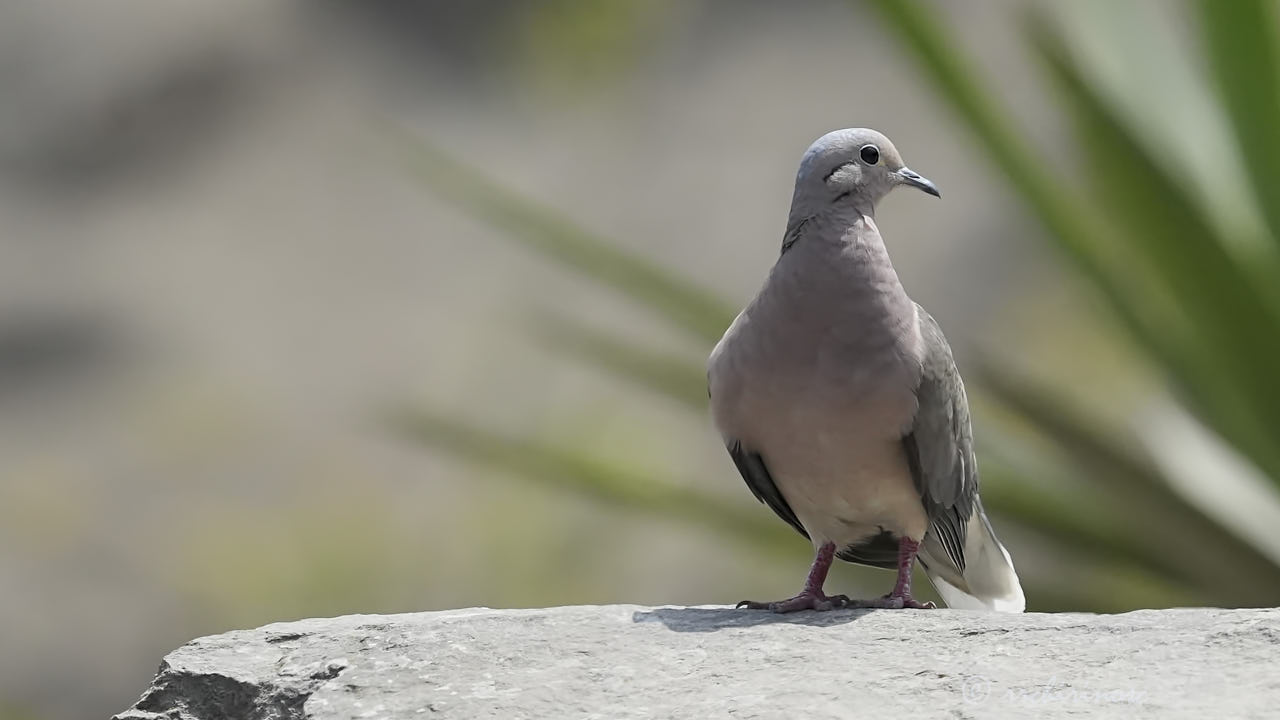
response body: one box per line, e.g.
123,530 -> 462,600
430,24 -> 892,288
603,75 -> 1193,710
116,605 -> 1280,719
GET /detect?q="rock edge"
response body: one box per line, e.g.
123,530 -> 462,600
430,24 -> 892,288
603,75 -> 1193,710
115,605 -> 1280,719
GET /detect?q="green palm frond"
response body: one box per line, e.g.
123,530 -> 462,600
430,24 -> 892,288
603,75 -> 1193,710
1196,0 -> 1280,249
390,407 -> 800,560
391,127 -> 734,342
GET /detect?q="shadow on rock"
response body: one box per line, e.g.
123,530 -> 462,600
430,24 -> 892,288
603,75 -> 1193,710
631,606 -> 875,632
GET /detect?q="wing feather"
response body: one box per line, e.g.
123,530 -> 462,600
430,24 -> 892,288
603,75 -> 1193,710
726,441 -> 809,540
903,305 -> 978,574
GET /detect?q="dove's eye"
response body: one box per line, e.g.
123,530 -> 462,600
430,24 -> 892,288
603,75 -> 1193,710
859,144 -> 880,165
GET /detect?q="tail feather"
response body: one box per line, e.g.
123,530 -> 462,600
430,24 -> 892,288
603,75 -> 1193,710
921,504 -> 1025,612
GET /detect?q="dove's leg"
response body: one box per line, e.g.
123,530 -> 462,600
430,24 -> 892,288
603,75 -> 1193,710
736,541 -> 850,612
849,537 -> 936,610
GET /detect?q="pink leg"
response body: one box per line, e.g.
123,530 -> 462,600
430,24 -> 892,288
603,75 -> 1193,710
736,541 -> 851,613
849,537 -> 936,610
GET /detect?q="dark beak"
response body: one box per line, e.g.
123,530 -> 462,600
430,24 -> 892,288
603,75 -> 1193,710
897,167 -> 941,198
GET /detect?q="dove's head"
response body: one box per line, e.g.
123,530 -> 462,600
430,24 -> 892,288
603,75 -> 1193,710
789,128 -> 939,217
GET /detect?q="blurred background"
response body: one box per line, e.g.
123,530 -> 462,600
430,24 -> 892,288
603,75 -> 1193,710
4,0 -> 1280,717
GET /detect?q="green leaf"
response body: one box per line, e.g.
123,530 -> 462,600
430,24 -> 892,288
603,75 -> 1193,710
1029,16 -> 1280,485
1197,0 -> 1280,249
390,407 -> 800,558
977,463 -> 1203,596
530,314 -> 708,410
976,367 -> 1280,602
389,127 -> 736,343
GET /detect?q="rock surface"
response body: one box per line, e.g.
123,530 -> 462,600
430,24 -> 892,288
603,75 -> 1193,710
115,605 -> 1280,719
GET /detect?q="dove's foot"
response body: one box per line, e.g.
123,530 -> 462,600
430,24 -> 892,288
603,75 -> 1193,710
843,535 -> 936,609
736,591 -> 851,613
847,593 -> 936,610
737,540 -> 848,613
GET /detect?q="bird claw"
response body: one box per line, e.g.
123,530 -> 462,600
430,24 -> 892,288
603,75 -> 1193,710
736,592 -> 851,613
847,593 -> 936,610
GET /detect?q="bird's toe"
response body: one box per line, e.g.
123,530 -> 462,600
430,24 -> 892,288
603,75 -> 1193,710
848,593 -> 936,610
736,592 -> 847,613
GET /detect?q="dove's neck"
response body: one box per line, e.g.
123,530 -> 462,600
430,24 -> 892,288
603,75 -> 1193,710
771,209 -> 917,342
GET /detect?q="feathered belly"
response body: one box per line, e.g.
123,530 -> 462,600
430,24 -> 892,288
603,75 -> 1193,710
713,350 -> 929,547
708,288 -> 929,547
757,396 -> 929,547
